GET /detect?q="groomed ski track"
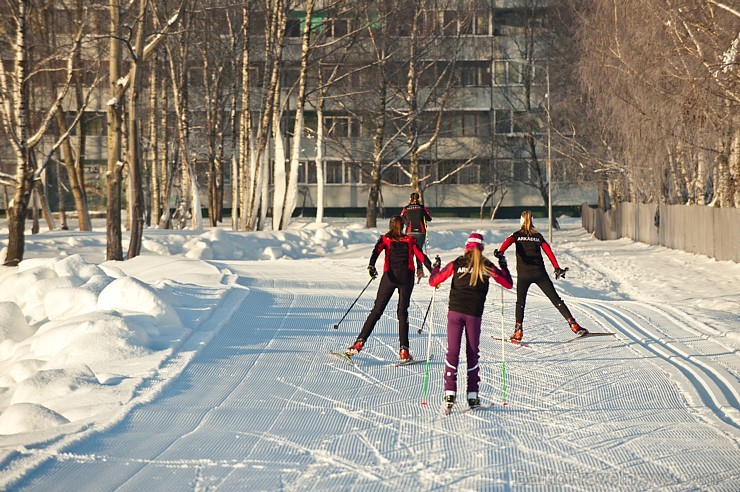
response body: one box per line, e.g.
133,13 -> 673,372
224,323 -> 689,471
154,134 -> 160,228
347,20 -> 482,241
10,258 -> 740,491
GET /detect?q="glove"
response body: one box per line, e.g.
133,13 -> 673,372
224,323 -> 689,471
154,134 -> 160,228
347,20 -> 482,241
433,255 -> 441,268
368,265 -> 378,279
493,249 -> 503,259
498,255 -> 507,268
416,268 -> 424,279
555,267 -> 569,279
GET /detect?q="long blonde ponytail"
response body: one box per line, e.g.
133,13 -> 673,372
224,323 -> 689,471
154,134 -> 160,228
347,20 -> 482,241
520,210 -> 538,236
464,247 -> 491,286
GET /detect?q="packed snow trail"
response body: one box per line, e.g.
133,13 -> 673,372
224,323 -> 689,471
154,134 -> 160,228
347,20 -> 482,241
10,257 -> 738,491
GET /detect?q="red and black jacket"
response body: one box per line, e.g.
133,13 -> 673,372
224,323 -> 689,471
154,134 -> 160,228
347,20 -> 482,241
498,231 -> 560,273
370,234 -> 432,273
400,202 -> 432,234
429,256 -> 513,317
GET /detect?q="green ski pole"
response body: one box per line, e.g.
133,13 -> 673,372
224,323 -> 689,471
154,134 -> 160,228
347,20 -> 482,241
501,285 -> 508,406
421,286 -> 437,405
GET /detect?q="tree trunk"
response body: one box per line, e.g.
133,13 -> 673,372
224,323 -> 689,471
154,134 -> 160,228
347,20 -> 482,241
271,108 -> 286,230
279,0 -> 315,230
36,178 -> 55,230
149,56 -> 161,227
3,1 -> 32,266
106,0 -> 124,261
125,0 -> 147,259
315,108 -> 325,224
731,126 -> 740,208
57,162 -> 68,230
246,1 -> 285,230
696,150 -> 708,205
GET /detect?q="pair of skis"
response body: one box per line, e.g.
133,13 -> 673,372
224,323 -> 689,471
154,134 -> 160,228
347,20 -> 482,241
442,401 -> 482,415
329,351 -> 431,367
493,331 -> 614,347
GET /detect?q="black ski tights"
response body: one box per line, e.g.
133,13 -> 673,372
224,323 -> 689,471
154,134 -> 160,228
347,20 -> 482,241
357,270 -> 414,348
515,269 -> 572,324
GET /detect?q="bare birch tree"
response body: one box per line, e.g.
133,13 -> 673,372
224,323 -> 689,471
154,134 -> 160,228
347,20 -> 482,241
0,2 -> 85,265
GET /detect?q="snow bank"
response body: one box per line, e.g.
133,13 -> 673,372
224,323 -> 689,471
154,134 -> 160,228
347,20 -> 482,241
98,277 -> 181,326
0,253 -> 188,435
0,403 -> 69,435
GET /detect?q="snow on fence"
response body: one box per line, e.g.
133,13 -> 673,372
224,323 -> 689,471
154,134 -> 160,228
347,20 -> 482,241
581,202 -> 740,262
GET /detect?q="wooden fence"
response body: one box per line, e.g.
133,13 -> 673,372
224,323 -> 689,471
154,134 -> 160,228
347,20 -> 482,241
581,202 -> 740,262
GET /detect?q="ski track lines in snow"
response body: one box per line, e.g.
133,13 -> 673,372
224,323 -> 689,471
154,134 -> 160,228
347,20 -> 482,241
571,298 -> 740,435
12,262 -> 740,491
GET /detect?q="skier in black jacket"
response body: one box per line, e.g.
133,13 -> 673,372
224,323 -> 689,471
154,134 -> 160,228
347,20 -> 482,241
496,210 -> 588,342
345,215 -> 433,362
400,192 -> 433,279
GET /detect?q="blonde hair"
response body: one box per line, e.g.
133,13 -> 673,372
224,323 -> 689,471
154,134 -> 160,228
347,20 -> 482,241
463,247 -> 491,286
520,210 -> 538,236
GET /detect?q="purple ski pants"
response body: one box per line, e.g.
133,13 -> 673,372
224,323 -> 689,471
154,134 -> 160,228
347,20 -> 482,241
443,310 -> 482,394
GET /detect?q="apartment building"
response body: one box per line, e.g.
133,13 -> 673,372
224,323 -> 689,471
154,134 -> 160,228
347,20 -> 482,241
0,1 -> 596,218
260,1 -> 596,217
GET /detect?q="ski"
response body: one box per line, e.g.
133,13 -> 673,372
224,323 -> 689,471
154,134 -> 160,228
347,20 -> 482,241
392,356 -> 431,367
566,332 -> 615,343
442,403 -> 483,415
329,351 -> 356,365
492,336 -> 532,348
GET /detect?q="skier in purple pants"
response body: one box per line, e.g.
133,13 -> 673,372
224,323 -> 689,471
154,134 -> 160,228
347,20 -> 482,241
429,232 -> 512,409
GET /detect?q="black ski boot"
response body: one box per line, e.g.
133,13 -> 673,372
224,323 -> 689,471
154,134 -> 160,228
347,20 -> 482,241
443,394 -> 456,414
467,392 -> 480,409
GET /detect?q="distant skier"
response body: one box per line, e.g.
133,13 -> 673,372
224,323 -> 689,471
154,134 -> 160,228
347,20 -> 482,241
495,210 -> 587,343
400,192 -> 432,280
429,232 -> 512,410
345,215 -> 434,362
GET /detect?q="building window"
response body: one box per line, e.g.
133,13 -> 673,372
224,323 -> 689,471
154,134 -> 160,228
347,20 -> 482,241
459,62 -> 491,87
345,161 -> 361,184
419,160 -> 435,181
443,11 -> 458,36
479,160 -> 496,183
458,161 -> 480,184
282,68 -> 300,88
458,12 -> 473,35
325,160 -> 343,184
286,18 -> 303,37
494,109 -> 512,134
442,112 -> 491,137
463,112 -> 490,137
325,115 -> 361,138
437,161 -> 459,184
494,60 -> 526,86
473,10 -> 490,35
327,18 -> 350,38
325,116 -> 349,138
384,163 -> 410,185
513,159 -> 530,181
420,10 -> 441,35
299,161 -> 317,184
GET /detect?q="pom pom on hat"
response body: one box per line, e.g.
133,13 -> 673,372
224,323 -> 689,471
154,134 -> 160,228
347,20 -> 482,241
465,232 -> 485,251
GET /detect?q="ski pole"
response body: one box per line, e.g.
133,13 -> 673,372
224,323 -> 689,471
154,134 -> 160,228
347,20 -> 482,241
421,286 -> 437,405
500,285 -> 508,406
332,276 -> 374,330
417,295 -> 434,334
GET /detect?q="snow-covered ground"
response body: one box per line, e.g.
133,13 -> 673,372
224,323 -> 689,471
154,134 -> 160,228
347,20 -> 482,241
0,216 -> 738,491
